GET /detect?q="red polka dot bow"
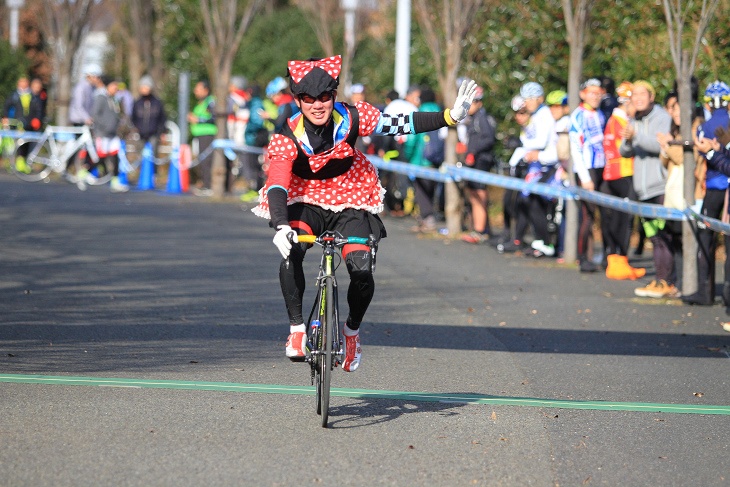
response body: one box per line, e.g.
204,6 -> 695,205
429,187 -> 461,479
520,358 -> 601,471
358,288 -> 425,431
287,55 -> 342,84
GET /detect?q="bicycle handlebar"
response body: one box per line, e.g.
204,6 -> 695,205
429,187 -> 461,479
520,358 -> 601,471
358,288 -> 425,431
297,234 -> 370,245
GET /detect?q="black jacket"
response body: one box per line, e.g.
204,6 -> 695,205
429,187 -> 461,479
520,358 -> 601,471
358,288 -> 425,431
2,90 -> 45,131
131,94 -> 167,139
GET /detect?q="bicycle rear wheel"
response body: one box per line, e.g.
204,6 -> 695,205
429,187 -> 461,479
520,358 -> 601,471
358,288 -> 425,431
87,156 -> 116,185
11,139 -> 53,182
319,277 -> 335,428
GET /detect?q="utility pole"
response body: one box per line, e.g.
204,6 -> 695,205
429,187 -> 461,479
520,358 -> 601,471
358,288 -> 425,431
394,0 -> 411,97
6,0 -> 25,49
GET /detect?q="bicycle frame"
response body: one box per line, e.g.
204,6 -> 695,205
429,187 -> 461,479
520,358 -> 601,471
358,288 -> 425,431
296,231 -> 375,427
28,125 -> 99,173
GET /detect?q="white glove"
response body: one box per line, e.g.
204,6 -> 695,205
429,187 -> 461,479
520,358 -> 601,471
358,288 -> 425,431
273,225 -> 298,259
450,79 -> 478,123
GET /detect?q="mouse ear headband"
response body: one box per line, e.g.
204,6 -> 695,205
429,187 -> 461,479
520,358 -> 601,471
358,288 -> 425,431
287,55 -> 341,96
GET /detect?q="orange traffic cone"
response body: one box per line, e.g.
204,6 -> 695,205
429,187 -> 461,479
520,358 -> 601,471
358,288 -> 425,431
179,144 -> 191,193
606,254 -> 646,280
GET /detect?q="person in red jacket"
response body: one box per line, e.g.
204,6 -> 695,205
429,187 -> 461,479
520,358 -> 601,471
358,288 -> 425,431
252,55 -> 477,371
601,81 -> 646,280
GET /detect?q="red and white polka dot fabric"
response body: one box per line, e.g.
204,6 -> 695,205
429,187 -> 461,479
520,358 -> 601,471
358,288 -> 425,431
252,101 -> 385,220
287,55 -> 342,84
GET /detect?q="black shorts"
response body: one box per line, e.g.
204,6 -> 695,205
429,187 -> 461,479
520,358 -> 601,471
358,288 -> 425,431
287,203 -> 387,242
465,156 -> 496,190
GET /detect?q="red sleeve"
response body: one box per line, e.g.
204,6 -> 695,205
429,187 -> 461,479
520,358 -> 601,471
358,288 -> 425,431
355,101 -> 382,137
265,134 -> 298,190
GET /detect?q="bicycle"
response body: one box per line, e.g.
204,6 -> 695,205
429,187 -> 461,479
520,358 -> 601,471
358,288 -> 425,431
295,231 -> 377,428
10,125 -> 109,186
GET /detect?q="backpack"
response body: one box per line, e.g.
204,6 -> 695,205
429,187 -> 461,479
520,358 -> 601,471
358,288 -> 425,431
422,129 -> 444,166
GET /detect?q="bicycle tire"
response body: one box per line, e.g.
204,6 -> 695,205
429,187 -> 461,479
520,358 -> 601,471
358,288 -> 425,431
11,139 -> 53,182
87,157 -> 116,185
319,277 -> 334,428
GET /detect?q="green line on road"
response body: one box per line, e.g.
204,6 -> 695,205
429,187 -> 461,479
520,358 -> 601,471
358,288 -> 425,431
1,374 -> 728,415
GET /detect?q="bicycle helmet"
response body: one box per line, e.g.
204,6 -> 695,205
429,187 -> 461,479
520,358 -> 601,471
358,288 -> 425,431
546,90 -> 567,106
704,80 -> 730,109
266,76 -> 288,98
519,82 -> 544,99
511,95 -> 526,112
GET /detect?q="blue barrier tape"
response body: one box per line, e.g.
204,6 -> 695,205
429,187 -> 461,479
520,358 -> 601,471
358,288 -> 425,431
684,206 -> 730,234
443,164 -> 575,201
367,156 -> 454,183
211,138 -> 265,155
0,129 -> 43,141
4,128 -> 727,235
572,187 -> 686,221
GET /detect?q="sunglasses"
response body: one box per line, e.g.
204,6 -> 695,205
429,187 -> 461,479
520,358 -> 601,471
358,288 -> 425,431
515,110 -> 528,115
299,91 -> 335,104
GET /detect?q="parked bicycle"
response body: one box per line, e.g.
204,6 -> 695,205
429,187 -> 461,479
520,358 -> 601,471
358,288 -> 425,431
295,231 -> 377,428
9,125 -> 109,186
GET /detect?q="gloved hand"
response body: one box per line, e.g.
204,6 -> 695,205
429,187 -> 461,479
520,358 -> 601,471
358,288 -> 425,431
450,79 -> 478,123
273,225 -> 297,259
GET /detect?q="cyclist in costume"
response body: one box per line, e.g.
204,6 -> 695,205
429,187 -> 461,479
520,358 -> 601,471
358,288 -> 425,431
252,55 -> 477,371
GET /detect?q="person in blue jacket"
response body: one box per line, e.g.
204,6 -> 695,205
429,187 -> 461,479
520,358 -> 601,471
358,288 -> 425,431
682,81 -> 730,306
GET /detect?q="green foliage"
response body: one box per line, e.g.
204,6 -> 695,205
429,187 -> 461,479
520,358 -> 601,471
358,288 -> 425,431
233,6 -> 325,90
0,40 -> 30,111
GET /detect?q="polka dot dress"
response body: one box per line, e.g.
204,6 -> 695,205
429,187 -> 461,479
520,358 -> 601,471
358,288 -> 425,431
252,101 -> 386,220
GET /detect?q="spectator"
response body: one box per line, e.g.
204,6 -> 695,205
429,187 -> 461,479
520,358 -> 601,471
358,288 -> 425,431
68,64 -> 102,178
29,78 -> 47,131
569,78 -> 607,272
683,81 -> 730,306
2,76 -> 45,172
69,64 -> 102,126
350,84 -> 375,154
494,95 -> 530,251
460,86 -> 497,243
227,75 -> 250,149
187,80 -> 217,196
263,76 -> 298,133
350,83 -> 366,104
599,76 -> 618,126
404,86 -> 442,233
695,125 -> 730,326
89,76 -> 128,193
131,75 -> 167,163
620,80 -> 675,298
546,89 -> 571,258
602,81 -> 646,280
381,85 -> 421,216
115,81 -> 134,117
240,84 -> 268,202
500,82 -> 558,257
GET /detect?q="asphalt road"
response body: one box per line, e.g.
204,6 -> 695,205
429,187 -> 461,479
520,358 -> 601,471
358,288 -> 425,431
1,173 -> 729,486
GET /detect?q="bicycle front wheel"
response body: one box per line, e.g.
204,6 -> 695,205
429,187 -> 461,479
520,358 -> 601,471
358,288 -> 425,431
11,139 -> 53,182
319,277 -> 335,428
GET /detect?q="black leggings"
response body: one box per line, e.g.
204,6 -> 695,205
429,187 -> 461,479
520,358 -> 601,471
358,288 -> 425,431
696,189 -> 730,303
601,176 -> 634,256
279,204 -> 384,329
577,168 -> 607,261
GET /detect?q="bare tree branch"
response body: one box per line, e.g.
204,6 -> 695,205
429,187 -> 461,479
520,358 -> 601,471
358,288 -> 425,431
293,0 -> 338,56
198,0 -> 264,197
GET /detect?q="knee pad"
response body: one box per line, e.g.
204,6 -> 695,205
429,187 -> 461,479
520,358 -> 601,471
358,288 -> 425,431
345,249 -> 372,274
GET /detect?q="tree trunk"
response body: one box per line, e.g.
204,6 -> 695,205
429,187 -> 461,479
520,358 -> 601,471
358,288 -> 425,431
211,76 -> 229,199
54,54 -> 73,126
677,64 -> 698,296
562,18 -> 585,266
